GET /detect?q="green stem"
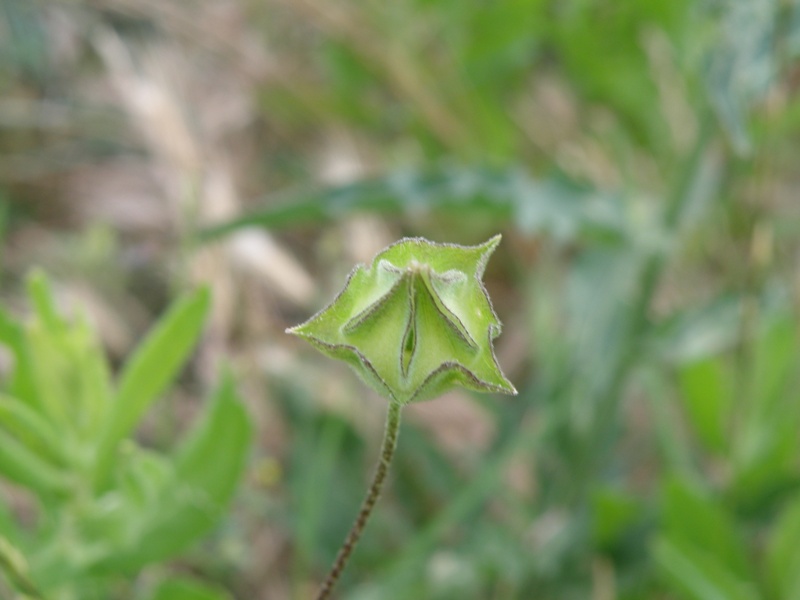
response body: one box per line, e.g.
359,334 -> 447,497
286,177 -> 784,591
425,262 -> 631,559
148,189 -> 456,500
315,401 -> 402,600
0,536 -> 45,600
586,114 -> 720,463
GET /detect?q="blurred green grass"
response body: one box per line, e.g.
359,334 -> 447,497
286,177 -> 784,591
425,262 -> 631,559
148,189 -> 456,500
2,0 -> 800,598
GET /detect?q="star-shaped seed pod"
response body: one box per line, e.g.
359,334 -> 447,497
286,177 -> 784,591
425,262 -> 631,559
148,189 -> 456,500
287,235 -> 517,404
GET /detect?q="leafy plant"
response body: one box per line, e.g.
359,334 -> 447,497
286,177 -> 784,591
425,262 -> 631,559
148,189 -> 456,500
651,306 -> 800,600
200,166 -> 627,245
0,272 -> 250,600
287,236 -> 516,598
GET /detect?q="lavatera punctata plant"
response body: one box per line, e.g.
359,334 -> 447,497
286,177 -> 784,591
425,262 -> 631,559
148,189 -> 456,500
287,235 -> 516,599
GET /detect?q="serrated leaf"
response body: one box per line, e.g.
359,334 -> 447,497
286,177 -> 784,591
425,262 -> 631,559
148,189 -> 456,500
198,166 -> 626,243
288,236 -> 516,404
93,288 -> 211,491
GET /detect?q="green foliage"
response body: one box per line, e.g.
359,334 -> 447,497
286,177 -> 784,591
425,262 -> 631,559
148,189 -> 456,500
262,0 -> 547,160
228,0 -> 800,593
256,0 -> 799,588
0,536 -> 42,599
673,309 -> 800,510
0,273 -> 251,599
658,477 -> 752,579
705,0 -> 783,155
146,577 -> 232,600
200,166 -> 626,244
678,357 -> 733,454
654,305 -> 800,600
548,0 -> 690,149
766,494 -> 800,600
93,288 -> 213,492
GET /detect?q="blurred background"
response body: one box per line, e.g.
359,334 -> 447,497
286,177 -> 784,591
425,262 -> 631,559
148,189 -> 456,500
2,0 -> 800,599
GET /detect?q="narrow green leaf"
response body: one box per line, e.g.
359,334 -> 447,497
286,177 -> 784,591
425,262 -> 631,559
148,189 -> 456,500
66,315 -> 113,439
678,358 -> 732,454
6,275 -> 113,444
750,313 -> 798,413
172,374 -> 251,488
661,477 -> 751,577
0,306 -> 18,347
654,537 -> 760,600
19,272 -> 84,431
197,166 -> 625,243
0,393 -> 66,467
24,321 -> 75,431
26,271 -> 65,335
730,416 -> 798,510
0,536 -> 44,600
0,306 -> 41,411
0,428 -> 69,496
94,374 -> 251,571
766,494 -> 800,600
93,288 -> 211,491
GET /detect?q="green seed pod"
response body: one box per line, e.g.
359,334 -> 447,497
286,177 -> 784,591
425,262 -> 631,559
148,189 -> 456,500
287,235 -> 517,404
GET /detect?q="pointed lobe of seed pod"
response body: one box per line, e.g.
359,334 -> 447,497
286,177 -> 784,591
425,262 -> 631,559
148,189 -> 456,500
287,236 -> 517,404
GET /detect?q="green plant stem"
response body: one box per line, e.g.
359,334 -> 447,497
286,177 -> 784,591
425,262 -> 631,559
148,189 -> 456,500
586,115 -> 720,464
315,401 -> 402,600
0,536 -> 44,600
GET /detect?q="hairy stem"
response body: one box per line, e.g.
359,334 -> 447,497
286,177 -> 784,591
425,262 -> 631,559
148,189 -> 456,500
315,401 -> 402,600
